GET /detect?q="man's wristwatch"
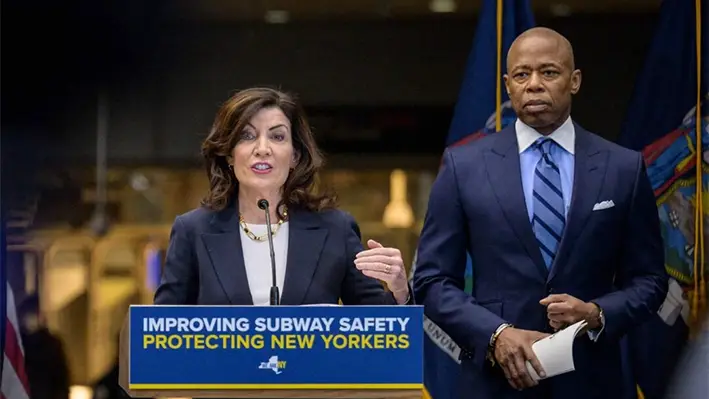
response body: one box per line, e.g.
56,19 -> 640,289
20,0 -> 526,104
487,323 -> 513,365
590,302 -> 605,329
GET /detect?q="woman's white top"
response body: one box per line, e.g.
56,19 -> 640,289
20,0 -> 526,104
238,222 -> 289,305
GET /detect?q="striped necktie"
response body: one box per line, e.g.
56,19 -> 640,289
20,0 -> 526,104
532,138 -> 566,269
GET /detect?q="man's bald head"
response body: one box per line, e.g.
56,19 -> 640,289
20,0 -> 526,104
503,27 -> 582,134
507,27 -> 575,71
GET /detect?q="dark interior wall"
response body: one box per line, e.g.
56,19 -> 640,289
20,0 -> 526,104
2,0 -> 661,170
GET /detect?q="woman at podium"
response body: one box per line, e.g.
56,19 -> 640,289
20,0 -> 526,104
153,87 -> 412,307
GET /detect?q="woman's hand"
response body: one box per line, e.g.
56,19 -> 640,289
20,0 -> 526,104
354,239 -> 410,304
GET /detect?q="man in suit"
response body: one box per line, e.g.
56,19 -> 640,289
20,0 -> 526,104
413,27 -> 668,398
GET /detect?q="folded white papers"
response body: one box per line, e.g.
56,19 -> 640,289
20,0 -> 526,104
525,320 -> 588,381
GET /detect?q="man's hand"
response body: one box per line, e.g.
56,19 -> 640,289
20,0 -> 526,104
493,327 -> 549,390
539,294 -> 601,331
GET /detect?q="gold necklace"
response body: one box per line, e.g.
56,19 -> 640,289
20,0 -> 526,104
239,207 -> 288,242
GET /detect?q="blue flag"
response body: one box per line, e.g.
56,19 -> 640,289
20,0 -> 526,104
446,0 -> 535,147
414,1 -> 534,398
618,0 -> 707,398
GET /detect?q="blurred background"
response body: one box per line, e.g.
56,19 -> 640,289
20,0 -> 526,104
4,0 -> 704,398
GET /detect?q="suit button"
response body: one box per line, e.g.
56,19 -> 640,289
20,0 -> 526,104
548,288 -> 554,294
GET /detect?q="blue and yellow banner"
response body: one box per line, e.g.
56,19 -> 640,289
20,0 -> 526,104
127,305 -> 424,390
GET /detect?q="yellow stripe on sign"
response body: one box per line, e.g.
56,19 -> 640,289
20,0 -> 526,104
129,383 -> 424,390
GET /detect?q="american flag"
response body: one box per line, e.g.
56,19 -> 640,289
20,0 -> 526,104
1,281 -> 30,399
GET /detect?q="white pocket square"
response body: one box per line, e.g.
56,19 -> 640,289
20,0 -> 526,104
592,200 -> 615,211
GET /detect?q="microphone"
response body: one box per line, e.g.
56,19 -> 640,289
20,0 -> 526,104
258,199 -> 280,306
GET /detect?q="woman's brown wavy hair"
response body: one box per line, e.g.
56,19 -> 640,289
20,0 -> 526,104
200,87 -> 336,217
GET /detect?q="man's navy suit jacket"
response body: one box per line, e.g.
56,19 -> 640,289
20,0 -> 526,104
413,123 -> 668,399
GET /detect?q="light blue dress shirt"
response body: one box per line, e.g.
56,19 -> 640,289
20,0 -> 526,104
516,116 -> 576,222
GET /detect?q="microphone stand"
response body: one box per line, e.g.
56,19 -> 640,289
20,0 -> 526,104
258,199 -> 280,305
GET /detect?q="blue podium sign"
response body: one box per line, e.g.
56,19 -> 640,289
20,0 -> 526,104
128,305 -> 424,390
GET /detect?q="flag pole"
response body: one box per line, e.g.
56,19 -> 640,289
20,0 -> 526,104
695,0 -> 705,320
692,0 -> 705,327
495,0 -> 503,131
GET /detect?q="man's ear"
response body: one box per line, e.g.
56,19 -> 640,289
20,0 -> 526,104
570,69 -> 582,95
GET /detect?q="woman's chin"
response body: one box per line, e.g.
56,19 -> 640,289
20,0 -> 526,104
239,177 -> 285,194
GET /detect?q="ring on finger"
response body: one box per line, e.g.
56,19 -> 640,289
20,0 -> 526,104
385,264 -> 391,273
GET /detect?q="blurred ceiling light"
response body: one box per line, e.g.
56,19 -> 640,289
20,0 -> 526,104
70,386 -> 92,399
130,172 -> 150,191
383,169 -> 414,229
265,10 -> 289,24
429,0 -> 457,13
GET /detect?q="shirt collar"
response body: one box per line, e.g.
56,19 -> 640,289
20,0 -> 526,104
515,116 -> 575,154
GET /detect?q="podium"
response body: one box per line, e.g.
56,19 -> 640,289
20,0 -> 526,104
119,304 -> 424,398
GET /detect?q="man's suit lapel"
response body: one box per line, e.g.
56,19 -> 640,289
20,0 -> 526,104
485,126 -> 548,281
201,200 -> 254,305
280,209 -> 328,305
548,125 -> 609,282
